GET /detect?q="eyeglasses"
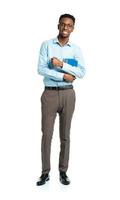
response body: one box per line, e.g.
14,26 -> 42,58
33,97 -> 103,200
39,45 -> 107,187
59,23 -> 73,29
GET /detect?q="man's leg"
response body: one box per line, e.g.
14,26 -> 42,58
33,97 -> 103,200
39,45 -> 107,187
41,90 -> 58,174
59,89 -> 75,172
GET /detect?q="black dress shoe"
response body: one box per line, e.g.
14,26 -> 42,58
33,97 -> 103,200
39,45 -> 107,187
36,173 -> 50,186
60,171 -> 70,185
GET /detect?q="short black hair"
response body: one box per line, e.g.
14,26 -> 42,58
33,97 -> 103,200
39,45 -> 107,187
59,14 -> 75,24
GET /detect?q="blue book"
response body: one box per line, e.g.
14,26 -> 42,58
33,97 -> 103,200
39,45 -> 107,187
63,58 -> 78,67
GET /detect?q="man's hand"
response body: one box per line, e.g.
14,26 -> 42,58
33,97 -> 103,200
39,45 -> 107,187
63,74 -> 76,82
51,57 -> 63,68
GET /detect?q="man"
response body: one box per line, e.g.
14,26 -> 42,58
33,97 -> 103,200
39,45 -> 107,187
37,14 -> 85,186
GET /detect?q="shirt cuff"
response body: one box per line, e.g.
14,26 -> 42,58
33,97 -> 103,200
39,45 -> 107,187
57,72 -> 64,81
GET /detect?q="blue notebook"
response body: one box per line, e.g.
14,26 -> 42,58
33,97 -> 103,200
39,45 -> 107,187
49,58 -> 78,69
63,58 -> 78,67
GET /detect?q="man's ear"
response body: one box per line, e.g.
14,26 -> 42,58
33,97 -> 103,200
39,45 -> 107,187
58,24 -> 60,30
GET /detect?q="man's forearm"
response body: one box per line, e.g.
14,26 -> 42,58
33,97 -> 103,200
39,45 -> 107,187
61,62 -> 86,78
38,66 -> 64,81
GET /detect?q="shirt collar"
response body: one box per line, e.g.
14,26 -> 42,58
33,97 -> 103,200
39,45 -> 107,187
53,37 -> 72,47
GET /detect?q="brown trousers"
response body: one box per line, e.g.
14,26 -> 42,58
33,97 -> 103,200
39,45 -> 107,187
40,88 -> 75,174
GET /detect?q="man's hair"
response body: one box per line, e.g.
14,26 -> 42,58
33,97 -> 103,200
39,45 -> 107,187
59,14 -> 75,24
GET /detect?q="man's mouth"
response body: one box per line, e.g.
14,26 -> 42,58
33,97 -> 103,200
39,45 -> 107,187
62,31 -> 68,34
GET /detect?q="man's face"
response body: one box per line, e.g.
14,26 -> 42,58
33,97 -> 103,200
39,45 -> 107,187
58,17 -> 74,38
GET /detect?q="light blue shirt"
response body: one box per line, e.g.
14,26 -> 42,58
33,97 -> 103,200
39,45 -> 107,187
37,37 -> 86,87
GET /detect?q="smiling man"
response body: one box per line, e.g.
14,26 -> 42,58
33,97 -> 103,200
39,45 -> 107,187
37,14 -> 86,186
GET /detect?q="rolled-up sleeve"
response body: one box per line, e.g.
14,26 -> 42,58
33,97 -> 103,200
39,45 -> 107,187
37,42 -> 64,81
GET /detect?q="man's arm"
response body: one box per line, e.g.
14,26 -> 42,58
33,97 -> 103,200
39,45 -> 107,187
37,42 -> 64,81
51,47 -> 86,78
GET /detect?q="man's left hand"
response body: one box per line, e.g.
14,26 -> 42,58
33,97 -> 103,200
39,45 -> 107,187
51,57 -> 63,68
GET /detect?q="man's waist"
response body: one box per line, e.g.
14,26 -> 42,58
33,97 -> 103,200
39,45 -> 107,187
45,85 -> 73,90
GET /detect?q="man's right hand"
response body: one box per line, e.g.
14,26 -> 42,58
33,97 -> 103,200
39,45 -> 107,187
63,74 -> 76,82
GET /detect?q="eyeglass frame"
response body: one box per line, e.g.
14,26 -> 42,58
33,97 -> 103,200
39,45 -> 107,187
58,23 -> 74,29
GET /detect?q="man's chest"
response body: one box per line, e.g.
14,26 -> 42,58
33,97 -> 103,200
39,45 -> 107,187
47,45 -> 75,61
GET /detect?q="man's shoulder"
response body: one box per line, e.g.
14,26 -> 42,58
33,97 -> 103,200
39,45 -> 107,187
70,41 -> 81,50
41,38 -> 55,46
70,42 -> 83,56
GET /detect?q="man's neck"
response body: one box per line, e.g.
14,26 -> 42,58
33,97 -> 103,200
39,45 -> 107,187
57,35 -> 69,46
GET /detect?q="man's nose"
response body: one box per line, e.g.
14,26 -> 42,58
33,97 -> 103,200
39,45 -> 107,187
64,26 -> 68,30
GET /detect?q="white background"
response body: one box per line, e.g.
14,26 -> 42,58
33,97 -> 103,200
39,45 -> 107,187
0,0 -> 120,199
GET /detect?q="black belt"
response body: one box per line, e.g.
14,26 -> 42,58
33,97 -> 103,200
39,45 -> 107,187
45,85 -> 73,90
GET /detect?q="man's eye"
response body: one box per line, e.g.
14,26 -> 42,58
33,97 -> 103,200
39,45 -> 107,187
60,23 -> 73,28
